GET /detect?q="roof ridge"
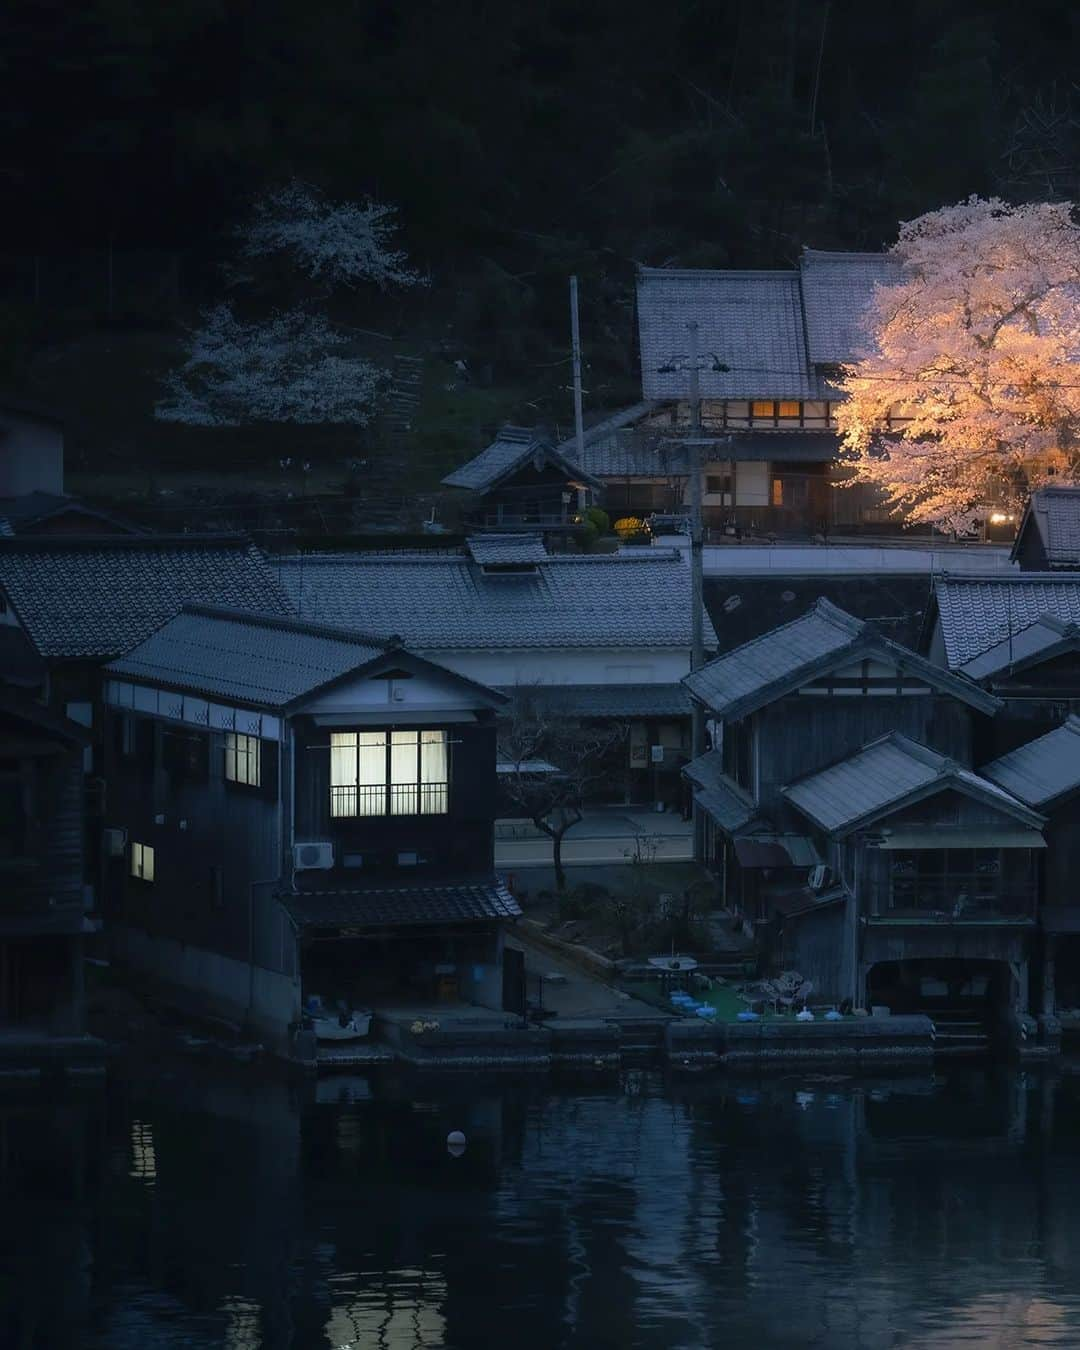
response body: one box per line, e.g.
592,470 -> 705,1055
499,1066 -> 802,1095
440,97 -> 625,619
179,603 -> 394,650
0,531 -> 252,549
637,267 -> 800,280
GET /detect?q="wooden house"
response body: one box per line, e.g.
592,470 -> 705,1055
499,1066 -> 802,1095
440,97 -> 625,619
272,537 -> 717,808
0,691 -> 101,1065
1010,487 -> 1080,572
680,599 -> 1051,1022
441,425 -> 601,532
100,606 -> 520,1064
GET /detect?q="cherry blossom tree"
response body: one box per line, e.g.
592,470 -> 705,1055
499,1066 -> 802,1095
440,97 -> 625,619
835,198 -> 1080,533
157,180 -> 423,427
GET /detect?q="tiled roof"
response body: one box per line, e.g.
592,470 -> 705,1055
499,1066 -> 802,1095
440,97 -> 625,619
442,426 -> 599,492
503,682 -> 692,718
275,548 -> 718,650
933,574 -> 1080,668
683,750 -> 762,832
1012,487 -> 1080,568
0,535 -> 291,659
981,716 -> 1080,809
465,534 -> 548,566
105,605 -> 390,707
686,597 -> 998,719
282,879 -> 522,930
0,491 -> 144,536
685,598 -> 858,715
959,614 -> 1080,680
637,269 -> 816,401
783,732 -> 1038,835
800,250 -> 903,365
578,432 -> 690,479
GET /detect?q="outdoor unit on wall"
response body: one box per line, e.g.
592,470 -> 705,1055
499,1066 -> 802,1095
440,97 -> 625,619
293,841 -> 334,871
103,827 -> 127,858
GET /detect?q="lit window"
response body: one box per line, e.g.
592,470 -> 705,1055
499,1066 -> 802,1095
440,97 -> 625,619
772,478 -> 784,506
777,401 -> 800,419
751,400 -> 775,420
330,730 -> 448,817
131,842 -> 155,882
224,732 -> 261,787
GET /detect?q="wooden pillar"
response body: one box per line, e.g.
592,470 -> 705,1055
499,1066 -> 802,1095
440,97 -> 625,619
1043,934 -> 1057,1017
70,934 -> 85,1035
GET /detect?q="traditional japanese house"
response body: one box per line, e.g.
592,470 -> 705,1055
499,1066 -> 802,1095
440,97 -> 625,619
441,425 -> 601,531
0,691 -> 102,1067
100,605 -> 519,1063
1010,487 -> 1080,572
680,598 -> 1052,1025
982,718 -> 1080,1021
273,537 -> 717,808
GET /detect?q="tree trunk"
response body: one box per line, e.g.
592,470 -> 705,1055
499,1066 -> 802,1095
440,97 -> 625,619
552,827 -> 568,894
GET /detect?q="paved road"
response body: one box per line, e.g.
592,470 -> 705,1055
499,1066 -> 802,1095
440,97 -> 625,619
495,809 -> 694,868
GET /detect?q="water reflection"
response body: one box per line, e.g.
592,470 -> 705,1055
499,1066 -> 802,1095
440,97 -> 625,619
4,1063 -> 1080,1348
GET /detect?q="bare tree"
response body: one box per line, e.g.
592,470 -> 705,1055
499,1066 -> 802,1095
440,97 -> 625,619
498,689 -> 627,893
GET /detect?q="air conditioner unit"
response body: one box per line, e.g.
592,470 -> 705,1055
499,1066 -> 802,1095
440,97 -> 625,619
293,841 -> 334,871
103,827 -> 127,858
808,863 -> 828,891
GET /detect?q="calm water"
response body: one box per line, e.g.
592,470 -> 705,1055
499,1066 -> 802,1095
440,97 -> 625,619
5,1060 -> 1080,1349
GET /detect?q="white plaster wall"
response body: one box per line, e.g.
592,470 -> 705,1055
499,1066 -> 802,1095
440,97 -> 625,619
305,669 -> 483,713
416,647 -> 691,687
0,413 -> 63,497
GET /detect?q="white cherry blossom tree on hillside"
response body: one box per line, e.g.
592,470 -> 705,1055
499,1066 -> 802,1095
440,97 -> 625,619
157,180 -> 423,427
835,198 -> 1080,533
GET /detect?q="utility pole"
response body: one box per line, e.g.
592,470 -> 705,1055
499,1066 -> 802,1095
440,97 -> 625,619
687,321 -> 707,863
570,275 -> 586,468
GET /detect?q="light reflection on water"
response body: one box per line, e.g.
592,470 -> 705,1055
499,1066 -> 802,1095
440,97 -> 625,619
3,1064 -> 1080,1348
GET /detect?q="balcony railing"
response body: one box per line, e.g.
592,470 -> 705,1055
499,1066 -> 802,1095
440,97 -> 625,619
330,782 -> 448,818
879,882 -> 1035,923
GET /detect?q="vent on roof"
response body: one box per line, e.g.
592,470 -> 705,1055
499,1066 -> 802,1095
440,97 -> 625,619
480,562 -> 539,576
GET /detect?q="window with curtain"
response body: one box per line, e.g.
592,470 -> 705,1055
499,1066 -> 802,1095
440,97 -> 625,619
330,729 -> 448,817
131,841 -> 155,882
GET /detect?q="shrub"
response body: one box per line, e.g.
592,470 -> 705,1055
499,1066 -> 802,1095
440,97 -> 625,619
613,516 -> 644,538
585,506 -> 610,533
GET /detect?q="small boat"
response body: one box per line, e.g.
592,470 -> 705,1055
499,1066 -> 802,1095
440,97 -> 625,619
305,997 -> 372,1041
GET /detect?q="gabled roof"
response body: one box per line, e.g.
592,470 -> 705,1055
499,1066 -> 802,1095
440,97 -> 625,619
1011,487 -> 1080,568
981,716 -> 1080,810
682,750 -> 763,833
684,597 -> 999,720
104,605 -> 505,711
932,574 -> 1080,669
0,491 -> 145,537
0,690 -> 91,746
0,534 -> 291,659
799,249 -> 903,365
274,547 -> 718,651
783,732 -> 1043,836
465,534 -> 547,567
442,426 -> 600,492
637,268 -> 816,401
959,614 -> 1080,681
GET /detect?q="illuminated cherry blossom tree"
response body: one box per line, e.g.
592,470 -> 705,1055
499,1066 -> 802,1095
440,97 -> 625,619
157,180 -> 422,427
835,198 -> 1080,533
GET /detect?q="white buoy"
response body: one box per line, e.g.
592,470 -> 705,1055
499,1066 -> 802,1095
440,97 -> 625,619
447,1130 -> 467,1156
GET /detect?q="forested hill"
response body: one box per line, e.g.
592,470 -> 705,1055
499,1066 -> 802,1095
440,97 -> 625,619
2,0 -> 1079,478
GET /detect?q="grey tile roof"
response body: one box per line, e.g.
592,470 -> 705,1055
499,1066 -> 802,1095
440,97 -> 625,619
1012,487 -> 1080,568
800,250 -> 903,365
934,574 -> 1080,668
0,535 -> 291,659
637,269 -> 816,401
502,682 -> 692,718
282,879 -> 522,930
0,491 -> 145,536
577,431 -> 690,479
688,596 -> 999,719
275,548 -> 718,650
442,426 -> 599,492
683,750 -> 762,832
981,716 -> 1080,809
465,534 -> 548,566
105,605 -> 390,707
783,732 -> 1038,835
959,614 -> 1080,680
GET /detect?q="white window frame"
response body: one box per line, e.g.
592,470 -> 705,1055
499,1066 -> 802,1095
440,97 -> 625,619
131,841 -> 155,882
224,732 -> 261,787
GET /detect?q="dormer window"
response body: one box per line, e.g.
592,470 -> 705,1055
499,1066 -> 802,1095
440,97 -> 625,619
330,729 -> 448,818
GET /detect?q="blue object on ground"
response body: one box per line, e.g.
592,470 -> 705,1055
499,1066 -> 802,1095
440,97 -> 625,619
736,1010 -> 761,1022
824,1009 -> 843,1021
